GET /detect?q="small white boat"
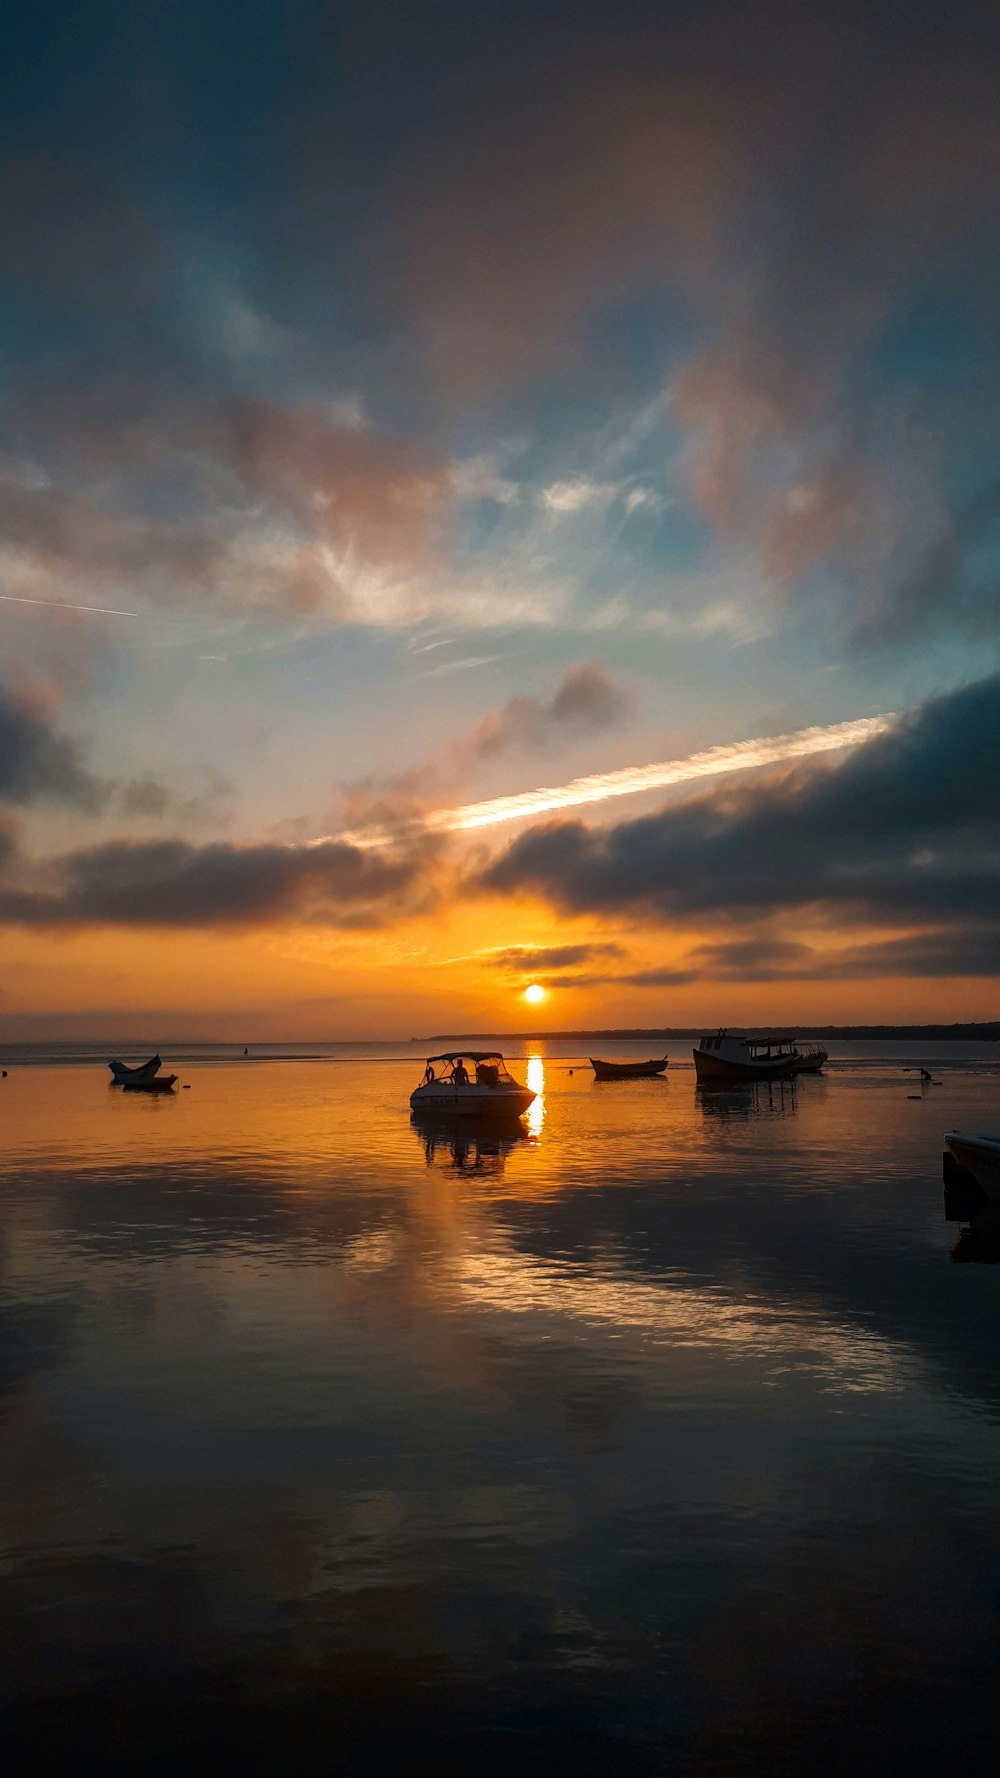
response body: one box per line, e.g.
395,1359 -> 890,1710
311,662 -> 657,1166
944,1132 -> 1000,1197
109,1054 -> 161,1082
409,1051 -> 535,1118
694,1030 -> 828,1083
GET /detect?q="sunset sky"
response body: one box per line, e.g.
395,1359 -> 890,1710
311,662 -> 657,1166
1,0 -> 997,1037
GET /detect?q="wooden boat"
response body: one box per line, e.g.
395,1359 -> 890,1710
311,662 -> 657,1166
109,1053 -> 161,1082
694,1031 -> 827,1083
944,1132 -> 1000,1198
121,1074 -> 178,1093
409,1052 -> 535,1118
590,1056 -> 668,1079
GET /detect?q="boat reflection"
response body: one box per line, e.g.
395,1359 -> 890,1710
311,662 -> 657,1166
696,1077 -> 799,1121
944,1174 -> 1000,1262
410,1108 -> 533,1176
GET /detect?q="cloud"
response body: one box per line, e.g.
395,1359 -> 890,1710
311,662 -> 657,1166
484,943 -> 625,974
540,479 -> 617,514
471,660 -> 630,758
4,393 -> 455,627
115,767 -> 235,829
0,682 -> 104,810
659,928 -> 1000,983
477,671 -> 1000,974
663,26 -> 1000,646
0,831 -> 439,931
380,37 -> 756,396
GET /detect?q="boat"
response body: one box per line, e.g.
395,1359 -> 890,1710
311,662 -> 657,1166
790,1043 -> 828,1074
590,1056 -> 668,1079
108,1054 -> 161,1082
944,1132 -> 1000,1198
121,1074 -> 178,1093
409,1052 -> 535,1118
694,1030 -> 828,1083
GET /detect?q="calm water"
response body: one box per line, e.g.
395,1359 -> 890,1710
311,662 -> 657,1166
2,1044 -> 1000,1773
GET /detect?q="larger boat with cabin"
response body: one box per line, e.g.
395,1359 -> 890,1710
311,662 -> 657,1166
694,1030 -> 828,1083
409,1051 -> 536,1118
944,1132 -> 1000,1199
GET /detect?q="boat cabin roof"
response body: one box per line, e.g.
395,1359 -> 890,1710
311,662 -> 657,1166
426,1051 -> 504,1064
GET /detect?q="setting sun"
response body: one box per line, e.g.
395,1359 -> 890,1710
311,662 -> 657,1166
524,983 -> 546,1004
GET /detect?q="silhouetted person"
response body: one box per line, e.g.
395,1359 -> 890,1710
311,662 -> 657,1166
453,1059 -> 469,1086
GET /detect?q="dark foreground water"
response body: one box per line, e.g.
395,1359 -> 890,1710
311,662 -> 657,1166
2,1044 -> 1000,1774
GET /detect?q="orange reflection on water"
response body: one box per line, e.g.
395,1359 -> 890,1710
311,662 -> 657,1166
526,1054 -> 545,1137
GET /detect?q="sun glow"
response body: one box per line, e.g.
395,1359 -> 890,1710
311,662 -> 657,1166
524,983 -> 546,1004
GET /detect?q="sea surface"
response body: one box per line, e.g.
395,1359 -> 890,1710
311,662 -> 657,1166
2,1040 -> 999,1773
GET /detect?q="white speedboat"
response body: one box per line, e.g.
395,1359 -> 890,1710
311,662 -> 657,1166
409,1051 -> 536,1118
944,1132 -> 1000,1197
694,1030 -> 828,1083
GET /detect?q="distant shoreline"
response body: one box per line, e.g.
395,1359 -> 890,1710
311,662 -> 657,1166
415,1022 -> 1000,1043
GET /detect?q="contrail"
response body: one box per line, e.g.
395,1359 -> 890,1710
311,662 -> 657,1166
335,711 -> 896,847
0,594 -> 138,618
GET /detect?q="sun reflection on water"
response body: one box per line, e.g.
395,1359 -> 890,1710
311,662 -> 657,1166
526,1053 -> 545,1137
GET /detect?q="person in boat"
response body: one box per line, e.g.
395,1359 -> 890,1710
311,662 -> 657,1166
424,1063 -> 436,1084
453,1058 -> 469,1086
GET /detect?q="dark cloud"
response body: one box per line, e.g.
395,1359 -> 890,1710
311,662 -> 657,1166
115,769 -> 235,828
472,661 -> 630,758
0,832 -> 437,930
856,477 -> 1000,649
0,684 -> 103,810
681,939 -> 820,983
487,942 -> 625,973
691,927 -> 1000,983
478,671 -> 1000,975
0,681 -> 233,831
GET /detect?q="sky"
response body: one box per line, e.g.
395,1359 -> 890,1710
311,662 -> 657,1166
0,0 -> 998,1038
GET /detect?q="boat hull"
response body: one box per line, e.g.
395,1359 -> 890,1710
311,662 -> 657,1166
694,1049 -> 798,1083
109,1055 -> 161,1082
590,1057 -> 668,1079
945,1133 -> 1000,1197
409,1083 -> 535,1118
122,1074 -> 177,1093
790,1050 -> 827,1074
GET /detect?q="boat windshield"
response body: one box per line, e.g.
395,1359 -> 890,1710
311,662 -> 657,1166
419,1052 -> 518,1087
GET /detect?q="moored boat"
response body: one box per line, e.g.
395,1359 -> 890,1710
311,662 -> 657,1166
944,1132 -> 1000,1198
109,1054 -> 161,1082
694,1030 -> 827,1083
409,1051 -> 535,1118
121,1074 -> 178,1093
590,1056 -> 668,1079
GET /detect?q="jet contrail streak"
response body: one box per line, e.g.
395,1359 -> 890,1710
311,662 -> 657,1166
334,711 -> 896,848
0,594 -> 139,617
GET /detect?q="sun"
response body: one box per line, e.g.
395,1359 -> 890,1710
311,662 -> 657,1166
524,983 -> 546,1004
